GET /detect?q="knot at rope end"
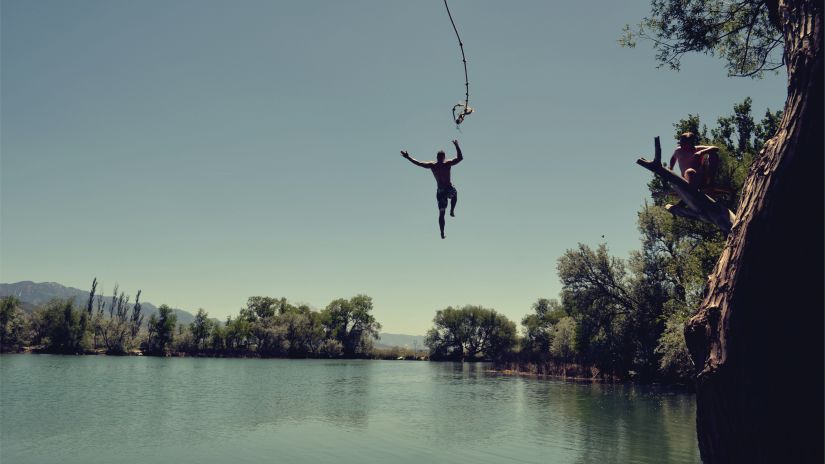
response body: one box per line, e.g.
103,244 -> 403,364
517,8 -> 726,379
452,103 -> 474,125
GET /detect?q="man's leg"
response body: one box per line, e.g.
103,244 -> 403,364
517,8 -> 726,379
684,168 -> 698,187
449,186 -> 458,217
437,188 -> 448,239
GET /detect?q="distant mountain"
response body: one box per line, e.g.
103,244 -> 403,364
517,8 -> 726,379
376,333 -> 427,349
0,281 -> 196,325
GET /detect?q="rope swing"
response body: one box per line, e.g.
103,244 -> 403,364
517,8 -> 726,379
443,0 -> 473,126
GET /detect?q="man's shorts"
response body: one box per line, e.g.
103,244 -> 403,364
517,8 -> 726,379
436,184 -> 457,210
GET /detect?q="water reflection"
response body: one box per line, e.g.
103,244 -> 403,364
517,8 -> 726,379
318,360 -> 373,428
0,356 -> 699,464
520,380 -> 699,463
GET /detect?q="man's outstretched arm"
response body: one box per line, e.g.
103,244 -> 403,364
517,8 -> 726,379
448,140 -> 463,165
400,150 -> 431,168
695,145 -> 720,156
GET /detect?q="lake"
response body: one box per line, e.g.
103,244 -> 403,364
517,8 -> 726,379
0,355 -> 699,463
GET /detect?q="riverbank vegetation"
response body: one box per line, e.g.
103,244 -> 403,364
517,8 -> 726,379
0,284 -> 382,359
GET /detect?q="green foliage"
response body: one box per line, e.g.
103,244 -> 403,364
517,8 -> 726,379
99,285 -> 143,354
321,295 -> 382,357
521,298 -> 565,355
245,296 -> 280,320
620,0 -> 783,77
172,325 -> 196,353
224,314 -> 253,351
130,290 -> 144,338
32,298 -> 90,354
557,244 -> 639,376
0,296 -> 30,351
426,305 -> 517,361
318,338 -> 343,357
209,322 -> 228,351
550,317 -> 577,361
281,307 -> 324,357
145,304 -> 177,355
655,305 -> 696,381
190,309 -> 213,351
254,316 -> 287,356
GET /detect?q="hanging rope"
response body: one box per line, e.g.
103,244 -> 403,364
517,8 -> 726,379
443,0 -> 473,126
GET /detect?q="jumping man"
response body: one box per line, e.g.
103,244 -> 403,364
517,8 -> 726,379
400,140 -> 463,239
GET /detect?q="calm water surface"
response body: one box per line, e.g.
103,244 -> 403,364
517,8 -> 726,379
0,355 -> 699,463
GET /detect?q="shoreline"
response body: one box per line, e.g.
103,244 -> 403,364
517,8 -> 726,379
488,368 -> 615,383
1,351 -> 691,388
1,347 -> 429,361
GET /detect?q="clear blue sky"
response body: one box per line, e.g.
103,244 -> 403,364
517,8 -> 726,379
1,0 -> 785,334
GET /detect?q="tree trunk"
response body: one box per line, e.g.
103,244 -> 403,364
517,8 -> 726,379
684,1 -> 823,462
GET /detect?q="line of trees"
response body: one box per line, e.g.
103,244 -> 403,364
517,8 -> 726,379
178,294 -> 381,358
1,282 -> 382,359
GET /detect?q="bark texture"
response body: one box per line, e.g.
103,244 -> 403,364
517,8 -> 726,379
684,1 -> 824,462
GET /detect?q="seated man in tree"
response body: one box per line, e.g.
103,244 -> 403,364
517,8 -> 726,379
400,140 -> 463,239
669,131 -> 720,191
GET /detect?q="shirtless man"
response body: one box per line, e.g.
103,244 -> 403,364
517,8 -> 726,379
669,131 -> 720,189
400,140 -> 463,239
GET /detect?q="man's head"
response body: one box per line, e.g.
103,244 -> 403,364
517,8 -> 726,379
436,150 -> 446,162
678,132 -> 697,149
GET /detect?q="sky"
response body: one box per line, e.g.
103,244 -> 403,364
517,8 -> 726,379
1,0 -> 787,335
